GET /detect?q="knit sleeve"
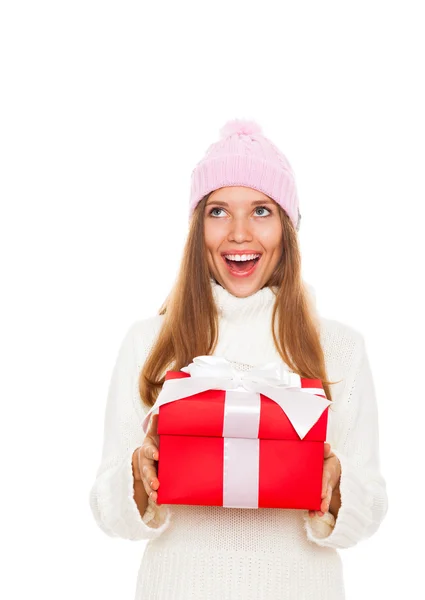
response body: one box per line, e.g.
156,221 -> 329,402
303,336 -> 389,549
88,320 -> 172,541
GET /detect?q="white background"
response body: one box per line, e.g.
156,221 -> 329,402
1,1 -> 423,598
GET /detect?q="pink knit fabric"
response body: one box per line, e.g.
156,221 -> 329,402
189,118 -> 301,230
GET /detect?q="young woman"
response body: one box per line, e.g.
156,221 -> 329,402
89,119 -> 388,599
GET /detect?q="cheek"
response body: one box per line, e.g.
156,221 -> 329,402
204,221 -> 225,253
203,223 -> 223,276
257,222 -> 283,254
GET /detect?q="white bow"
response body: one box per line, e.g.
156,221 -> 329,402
181,355 -> 302,390
141,355 -> 332,439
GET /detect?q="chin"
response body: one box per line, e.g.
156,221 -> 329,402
218,274 -> 264,298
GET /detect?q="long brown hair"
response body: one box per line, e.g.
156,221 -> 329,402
139,194 -> 339,408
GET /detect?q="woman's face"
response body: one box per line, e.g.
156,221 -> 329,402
204,186 -> 284,298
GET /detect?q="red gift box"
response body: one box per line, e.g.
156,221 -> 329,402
141,356 -> 332,510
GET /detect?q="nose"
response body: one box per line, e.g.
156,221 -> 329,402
227,215 -> 254,244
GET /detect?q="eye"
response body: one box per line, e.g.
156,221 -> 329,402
255,206 -> 271,217
209,207 -> 226,217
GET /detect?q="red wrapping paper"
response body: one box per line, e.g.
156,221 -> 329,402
156,371 -> 329,510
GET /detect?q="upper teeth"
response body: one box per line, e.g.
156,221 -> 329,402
224,254 -> 260,261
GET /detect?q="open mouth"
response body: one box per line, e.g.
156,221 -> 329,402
222,253 -> 262,276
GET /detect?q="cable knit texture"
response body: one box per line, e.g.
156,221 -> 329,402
89,279 -> 388,599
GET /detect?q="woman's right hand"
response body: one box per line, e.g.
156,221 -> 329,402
132,413 -> 161,505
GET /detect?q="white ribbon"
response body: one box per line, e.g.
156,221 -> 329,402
181,355 -> 301,389
142,355 -> 332,440
224,436 -> 260,508
222,390 -> 261,507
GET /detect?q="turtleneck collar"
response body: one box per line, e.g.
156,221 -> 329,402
210,278 -> 317,317
208,277 -> 317,369
210,278 -> 278,320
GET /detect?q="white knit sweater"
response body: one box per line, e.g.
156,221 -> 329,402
89,279 -> 388,600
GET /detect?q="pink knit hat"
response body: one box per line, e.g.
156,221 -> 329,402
189,118 -> 301,231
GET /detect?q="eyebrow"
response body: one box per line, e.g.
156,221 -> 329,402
205,199 -> 275,207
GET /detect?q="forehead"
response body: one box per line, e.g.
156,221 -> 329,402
207,186 -> 273,204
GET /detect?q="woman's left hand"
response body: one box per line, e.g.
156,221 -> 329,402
309,442 -> 341,518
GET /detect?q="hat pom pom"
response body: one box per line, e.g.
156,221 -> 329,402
219,118 -> 263,139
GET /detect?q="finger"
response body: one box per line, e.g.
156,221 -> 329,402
143,438 -> 159,461
136,445 -> 155,477
140,461 -> 159,497
142,473 -> 155,498
144,426 -> 159,460
322,472 -> 330,499
320,484 -> 332,514
148,413 -> 159,437
142,462 -> 159,488
324,442 -> 331,458
134,446 -> 151,480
